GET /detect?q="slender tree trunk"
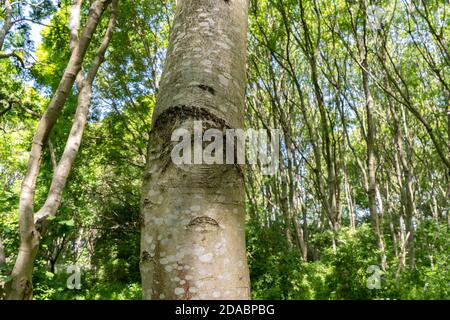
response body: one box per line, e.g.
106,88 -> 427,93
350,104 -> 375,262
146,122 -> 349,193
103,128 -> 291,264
400,109 -> 416,268
139,0 -> 250,300
385,185 -> 399,258
403,165 -> 416,268
390,98 -> 416,269
292,217 -> 307,261
280,174 -> 294,247
0,236 -> 5,267
298,3 -> 341,234
362,65 -> 387,271
430,191 -> 438,221
5,0 -> 116,299
287,142 -> 307,261
396,214 -> 408,279
0,0 -> 12,51
0,236 -> 5,299
359,32 -> 387,270
344,171 -> 355,230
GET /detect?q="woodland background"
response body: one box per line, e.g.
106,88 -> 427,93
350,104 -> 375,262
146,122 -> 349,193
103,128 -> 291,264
0,0 -> 449,299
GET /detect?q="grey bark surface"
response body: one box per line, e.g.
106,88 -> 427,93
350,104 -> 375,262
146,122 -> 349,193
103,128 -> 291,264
140,0 -> 251,300
0,0 -> 12,51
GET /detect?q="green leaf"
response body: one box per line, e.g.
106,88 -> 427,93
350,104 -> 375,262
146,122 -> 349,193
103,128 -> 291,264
0,275 -> 13,283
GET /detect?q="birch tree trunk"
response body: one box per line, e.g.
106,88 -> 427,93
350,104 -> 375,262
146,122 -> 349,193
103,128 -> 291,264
140,0 -> 251,300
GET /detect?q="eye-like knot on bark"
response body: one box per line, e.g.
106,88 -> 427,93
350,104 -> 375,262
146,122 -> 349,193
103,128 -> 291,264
198,84 -> 216,95
187,216 -> 220,231
141,250 -> 153,263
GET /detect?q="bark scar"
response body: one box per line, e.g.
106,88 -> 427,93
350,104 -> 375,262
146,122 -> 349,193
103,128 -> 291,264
187,216 -> 220,229
152,105 -> 231,132
198,84 -> 216,95
141,250 -> 152,263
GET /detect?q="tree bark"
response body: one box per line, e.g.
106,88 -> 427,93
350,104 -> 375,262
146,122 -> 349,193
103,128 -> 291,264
0,236 -> 5,267
140,0 -> 251,300
0,0 -> 13,51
